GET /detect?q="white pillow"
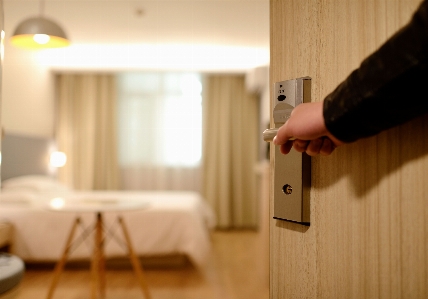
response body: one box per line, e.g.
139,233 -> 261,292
1,175 -> 70,193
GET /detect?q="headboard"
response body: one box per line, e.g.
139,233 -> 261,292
1,134 -> 54,181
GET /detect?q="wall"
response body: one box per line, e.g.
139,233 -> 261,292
1,0 -> 56,138
2,43 -> 55,137
270,0 -> 427,298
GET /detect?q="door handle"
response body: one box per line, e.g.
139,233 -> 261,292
263,128 -> 279,142
263,128 -> 295,142
263,99 -> 296,142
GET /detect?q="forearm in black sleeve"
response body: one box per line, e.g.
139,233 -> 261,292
323,0 -> 428,143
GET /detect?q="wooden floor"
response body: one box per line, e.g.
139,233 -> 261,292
14,230 -> 269,299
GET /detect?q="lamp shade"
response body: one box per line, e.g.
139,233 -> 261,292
11,16 -> 70,49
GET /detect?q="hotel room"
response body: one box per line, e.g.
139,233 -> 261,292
4,1 -> 428,298
0,1 -> 270,298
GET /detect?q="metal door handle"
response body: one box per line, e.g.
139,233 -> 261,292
263,128 -> 295,142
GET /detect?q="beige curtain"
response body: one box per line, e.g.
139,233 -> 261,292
202,75 -> 259,228
56,74 -> 119,190
120,166 -> 202,192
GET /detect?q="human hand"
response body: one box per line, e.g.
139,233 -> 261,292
273,102 -> 344,156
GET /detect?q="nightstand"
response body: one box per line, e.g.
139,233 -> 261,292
0,222 -> 12,252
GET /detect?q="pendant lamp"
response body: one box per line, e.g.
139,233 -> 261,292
10,0 -> 70,49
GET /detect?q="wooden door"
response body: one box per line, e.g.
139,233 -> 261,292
269,0 -> 428,298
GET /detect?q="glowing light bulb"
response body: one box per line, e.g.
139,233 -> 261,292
33,34 -> 50,45
50,151 -> 67,167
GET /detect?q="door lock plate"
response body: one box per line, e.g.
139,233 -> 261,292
272,77 -> 311,225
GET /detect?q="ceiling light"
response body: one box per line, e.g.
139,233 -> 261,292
10,0 -> 70,49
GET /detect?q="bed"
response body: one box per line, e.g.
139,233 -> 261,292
0,134 -> 215,268
0,176 -> 215,268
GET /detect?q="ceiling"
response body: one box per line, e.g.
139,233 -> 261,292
3,0 -> 270,72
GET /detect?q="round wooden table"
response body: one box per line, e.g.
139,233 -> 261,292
44,196 -> 151,299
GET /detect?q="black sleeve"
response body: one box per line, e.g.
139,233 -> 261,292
323,0 -> 428,143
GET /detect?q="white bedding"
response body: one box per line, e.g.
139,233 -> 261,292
0,189 -> 215,267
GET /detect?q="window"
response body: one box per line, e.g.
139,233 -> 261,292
117,72 -> 202,168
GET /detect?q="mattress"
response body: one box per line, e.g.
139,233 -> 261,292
0,188 -> 215,268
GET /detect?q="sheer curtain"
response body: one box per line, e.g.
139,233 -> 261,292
117,72 -> 202,192
202,75 -> 259,228
56,73 -> 119,190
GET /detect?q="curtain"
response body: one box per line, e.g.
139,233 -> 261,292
116,72 -> 202,192
56,74 -> 119,190
120,166 -> 201,192
202,75 -> 259,228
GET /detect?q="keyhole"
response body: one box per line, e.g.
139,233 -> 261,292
282,184 -> 293,195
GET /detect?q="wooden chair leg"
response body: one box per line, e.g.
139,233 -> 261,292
91,212 -> 106,299
46,217 -> 81,299
118,216 -> 151,299
98,213 -> 106,298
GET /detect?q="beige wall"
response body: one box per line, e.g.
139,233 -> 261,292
2,43 -> 55,137
270,0 -> 428,298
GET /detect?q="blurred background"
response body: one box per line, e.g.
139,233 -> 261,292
0,2 -> 271,298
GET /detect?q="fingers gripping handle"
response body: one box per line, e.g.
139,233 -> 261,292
263,102 -> 296,142
263,128 -> 279,142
